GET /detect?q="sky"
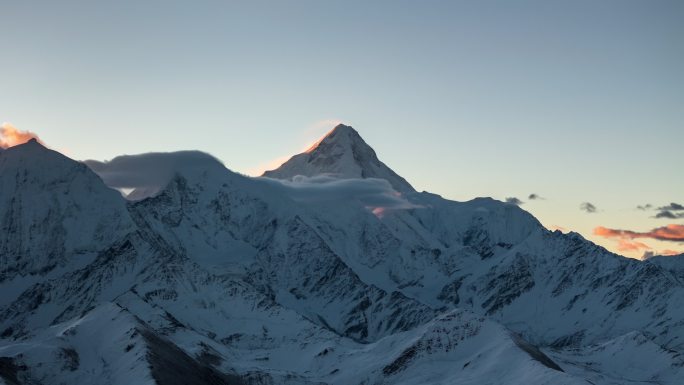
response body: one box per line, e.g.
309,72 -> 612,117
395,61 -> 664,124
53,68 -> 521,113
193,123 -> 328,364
1,0 -> 682,258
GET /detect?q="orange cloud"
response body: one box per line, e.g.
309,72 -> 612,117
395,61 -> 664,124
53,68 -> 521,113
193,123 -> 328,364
0,122 -> 43,149
616,239 -> 651,252
594,224 -> 684,242
661,249 -> 683,256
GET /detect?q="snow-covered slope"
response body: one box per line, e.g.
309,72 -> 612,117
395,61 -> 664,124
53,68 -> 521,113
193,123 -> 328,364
0,303 -> 157,385
0,303 -> 246,385
0,140 -> 133,280
1,131 -> 683,384
547,330 -> 684,385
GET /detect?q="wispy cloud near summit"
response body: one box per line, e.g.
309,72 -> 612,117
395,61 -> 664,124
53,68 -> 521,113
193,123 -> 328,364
0,123 -> 44,149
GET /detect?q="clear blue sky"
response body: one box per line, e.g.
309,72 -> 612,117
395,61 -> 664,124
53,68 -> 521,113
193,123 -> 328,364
1,0 -> 682,257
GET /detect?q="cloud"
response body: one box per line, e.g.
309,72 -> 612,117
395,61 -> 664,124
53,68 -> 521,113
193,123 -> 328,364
616,239 -> 651,252
505,197 -> 524,205
635,202 -> 684,219
84,151 -> 225,190
593,224 -> 684,242
259,174 -> 420,213
659,203 -> 684,211
580,202 -> 597,213
0,122 -> 44,149
641,251 -> 656,260
654,210 -> 684,219
644,249 -> 683,259
86,151 -> 418,214
528,193 -> 544,200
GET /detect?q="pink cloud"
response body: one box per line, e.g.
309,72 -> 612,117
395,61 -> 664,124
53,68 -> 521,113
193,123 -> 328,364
0,123 -> 44,149
616,239 -> 651,252
593,224 -> 684,242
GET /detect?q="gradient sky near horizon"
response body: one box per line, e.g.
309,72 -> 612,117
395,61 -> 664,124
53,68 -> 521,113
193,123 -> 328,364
1,0 -> 683,258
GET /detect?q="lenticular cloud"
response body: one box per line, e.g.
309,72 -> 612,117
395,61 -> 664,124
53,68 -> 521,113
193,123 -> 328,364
260,174 -> 420,212
84,151 -> 225,189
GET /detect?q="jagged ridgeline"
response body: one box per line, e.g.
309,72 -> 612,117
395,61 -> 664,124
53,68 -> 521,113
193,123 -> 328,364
1,128 -> 682,385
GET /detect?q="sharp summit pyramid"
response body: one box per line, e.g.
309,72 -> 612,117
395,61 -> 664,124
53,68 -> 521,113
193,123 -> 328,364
263,124 -> 415,193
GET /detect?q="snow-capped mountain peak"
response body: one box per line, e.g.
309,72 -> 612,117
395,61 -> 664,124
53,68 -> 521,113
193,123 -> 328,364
303,123 -> 362,153
263,124 -> 415,193
2,137 -> 50,159
0,139 -> 133,280
3,129 -> 684,385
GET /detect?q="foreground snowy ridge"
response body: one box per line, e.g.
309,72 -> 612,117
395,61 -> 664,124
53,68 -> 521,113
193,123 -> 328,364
0,127 -> 682,385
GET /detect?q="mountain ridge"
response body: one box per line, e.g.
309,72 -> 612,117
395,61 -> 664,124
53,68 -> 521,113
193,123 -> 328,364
1,130 -> 682,384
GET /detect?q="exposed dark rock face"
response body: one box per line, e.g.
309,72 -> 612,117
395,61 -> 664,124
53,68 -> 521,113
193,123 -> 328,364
140,328 -> 245,385
0,357 -> 26,385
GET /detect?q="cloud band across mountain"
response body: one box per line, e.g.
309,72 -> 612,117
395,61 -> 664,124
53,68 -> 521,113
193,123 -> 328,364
84,150 -> 419,215
259,174 -> 420,212
84,151 -> 225,189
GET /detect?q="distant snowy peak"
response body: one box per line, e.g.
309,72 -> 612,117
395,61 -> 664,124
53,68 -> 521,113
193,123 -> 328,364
263,124 -> 416,193
0,138 -> 133,278
0,138 -> 100,190
1,138 -> 52,162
